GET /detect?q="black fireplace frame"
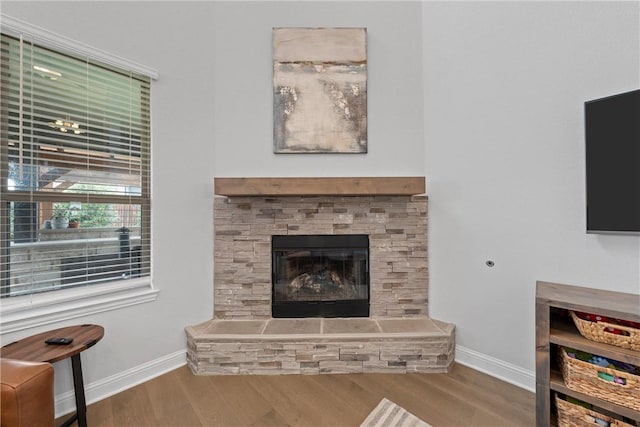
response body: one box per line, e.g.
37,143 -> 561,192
271,234 -> 370,318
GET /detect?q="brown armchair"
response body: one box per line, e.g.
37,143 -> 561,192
1,358 -> 54,427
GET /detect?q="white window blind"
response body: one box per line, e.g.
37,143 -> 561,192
1,32 -> 151,298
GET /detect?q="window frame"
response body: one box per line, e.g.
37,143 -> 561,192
0,15 -> 159,334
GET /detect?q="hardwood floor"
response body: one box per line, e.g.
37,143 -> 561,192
58,363 -> 535,427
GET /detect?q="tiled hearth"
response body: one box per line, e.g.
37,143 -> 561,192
186,178 -> 455,375
186,317 -> 454,374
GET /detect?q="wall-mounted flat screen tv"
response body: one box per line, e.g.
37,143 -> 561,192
585,88 -> 639,234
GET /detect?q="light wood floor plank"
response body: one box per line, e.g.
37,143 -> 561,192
418,364 -> 534,423
306,374 -> 380,423
84,397 -> 114,427
110,382 -> 159,426
249,374 -> 349,426
144,369 -> 203,426
351,372 -> 477,426
56,362 -> 534,426
212,375 -> 289,426
175,367 -> 245,426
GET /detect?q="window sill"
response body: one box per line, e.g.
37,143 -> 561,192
0,278 -> 159,334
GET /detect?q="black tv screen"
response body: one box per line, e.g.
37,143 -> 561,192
585,89 -> 640,234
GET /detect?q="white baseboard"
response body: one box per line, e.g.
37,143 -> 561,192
54,349 -> 187,418
455,345 -> 535,393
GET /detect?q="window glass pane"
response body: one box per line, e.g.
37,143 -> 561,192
7,201 -> 142,240
1,32 -> 151,299
4,202 -> 147,297
8,159 -> 142,196
5,37 -> 149,195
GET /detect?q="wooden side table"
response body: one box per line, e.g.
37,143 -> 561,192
1,324 -> 104,427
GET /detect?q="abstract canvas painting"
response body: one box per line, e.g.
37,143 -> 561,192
273,27 -> 367,153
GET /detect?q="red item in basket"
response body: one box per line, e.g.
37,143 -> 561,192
575,311 -> 640,335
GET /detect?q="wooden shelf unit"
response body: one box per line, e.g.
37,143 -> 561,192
536,281 -> 640,426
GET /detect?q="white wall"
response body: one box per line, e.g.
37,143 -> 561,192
424,1 -> 640,389
1,1 -> 218,412
1,0 -> 425,413
212,1 -> 425,177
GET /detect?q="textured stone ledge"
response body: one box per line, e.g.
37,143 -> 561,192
185,316 -> 455,375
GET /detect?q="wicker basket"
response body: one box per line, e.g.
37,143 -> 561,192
571,311 -> 640,351
559,347 -> 640,412
555,394 -> 636,427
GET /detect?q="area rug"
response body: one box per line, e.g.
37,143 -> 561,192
359,398 -> 432,427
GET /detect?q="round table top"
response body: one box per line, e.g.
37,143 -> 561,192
0,324 -> 104,363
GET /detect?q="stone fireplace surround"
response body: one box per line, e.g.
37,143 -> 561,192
186,177 -> 455,375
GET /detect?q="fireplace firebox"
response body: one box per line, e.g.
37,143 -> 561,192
272,235 -> 369,318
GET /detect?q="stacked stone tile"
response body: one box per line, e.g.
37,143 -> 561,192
186,318 -> 455,375
185,194 -> 456,376
213,195 -> 428,319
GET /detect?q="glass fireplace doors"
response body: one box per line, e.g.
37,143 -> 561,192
271,235 -> 369,318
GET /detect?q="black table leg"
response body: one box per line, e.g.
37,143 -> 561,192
60,354 -> 88,427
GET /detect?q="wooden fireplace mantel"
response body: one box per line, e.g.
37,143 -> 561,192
214,177 -> 426,197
